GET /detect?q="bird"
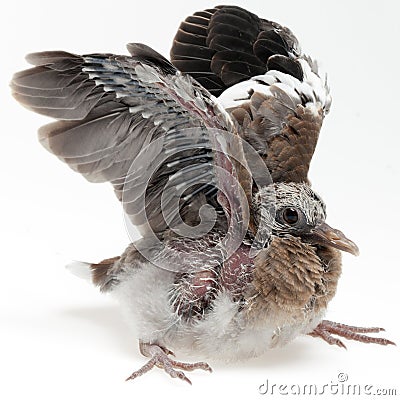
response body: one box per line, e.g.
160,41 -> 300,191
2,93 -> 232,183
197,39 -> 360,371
11,4 -> 395,385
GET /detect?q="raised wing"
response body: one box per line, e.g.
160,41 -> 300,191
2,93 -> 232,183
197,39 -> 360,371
171,5 -> 331,184
170,5 -> 302,97
11,44 -> 256,245
219,61 -> 331,184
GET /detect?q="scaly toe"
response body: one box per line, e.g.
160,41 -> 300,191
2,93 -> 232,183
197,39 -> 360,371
128,342 -> 213,384
310,320 -> 396,348
170,360 -> 213,372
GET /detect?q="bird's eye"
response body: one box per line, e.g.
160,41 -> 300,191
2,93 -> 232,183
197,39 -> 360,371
282,207 -> 299,225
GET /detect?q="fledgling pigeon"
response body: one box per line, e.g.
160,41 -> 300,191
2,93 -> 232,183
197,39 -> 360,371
11,5 -> 394,385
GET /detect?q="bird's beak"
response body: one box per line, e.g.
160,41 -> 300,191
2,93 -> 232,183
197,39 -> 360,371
305,222 -> 360,256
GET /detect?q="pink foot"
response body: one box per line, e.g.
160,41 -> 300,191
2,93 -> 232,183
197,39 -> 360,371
126,342 -> 212,385
309,320 -> 396,349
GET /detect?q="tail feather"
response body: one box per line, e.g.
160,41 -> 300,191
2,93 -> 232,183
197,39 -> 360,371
66,256 -> 121,292
66,261 -> 92,281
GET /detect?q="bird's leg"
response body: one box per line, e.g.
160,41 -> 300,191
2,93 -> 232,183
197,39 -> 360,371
308,320 -> 396,348
125,341 -> 212,385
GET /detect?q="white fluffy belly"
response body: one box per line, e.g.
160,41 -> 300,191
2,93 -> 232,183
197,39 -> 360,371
111,264 -> 324,361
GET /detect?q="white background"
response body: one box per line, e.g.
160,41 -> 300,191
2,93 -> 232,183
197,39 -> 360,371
1,0 -> 399,399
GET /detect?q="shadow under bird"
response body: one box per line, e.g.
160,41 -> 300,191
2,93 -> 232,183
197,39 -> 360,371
11,5 -> 395,384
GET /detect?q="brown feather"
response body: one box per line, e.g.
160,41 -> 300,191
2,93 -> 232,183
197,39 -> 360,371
246,237 -> 341,325
234,95 -> 323,183
90,244 -> 144,292
91,256 -> 120,289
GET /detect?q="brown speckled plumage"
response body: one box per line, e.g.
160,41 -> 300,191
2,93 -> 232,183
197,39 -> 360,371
248,237 -> 339,324
314,246 -> 342,307
232,97 -> 323,184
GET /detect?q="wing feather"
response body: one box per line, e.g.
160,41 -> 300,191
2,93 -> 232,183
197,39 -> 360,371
171,6 -> 331,183
11,44 -> 253,239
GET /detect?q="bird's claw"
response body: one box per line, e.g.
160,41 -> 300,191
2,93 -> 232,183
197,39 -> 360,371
126,342 -> 212,384
309,320 -> 396,348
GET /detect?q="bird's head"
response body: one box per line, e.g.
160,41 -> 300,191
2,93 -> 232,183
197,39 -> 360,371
253,182 -> 359,256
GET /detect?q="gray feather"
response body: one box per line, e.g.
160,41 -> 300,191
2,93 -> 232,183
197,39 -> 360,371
11,46 -> 248,238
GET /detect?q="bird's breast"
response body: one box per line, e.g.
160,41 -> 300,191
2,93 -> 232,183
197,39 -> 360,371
245,235 -> 342,327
